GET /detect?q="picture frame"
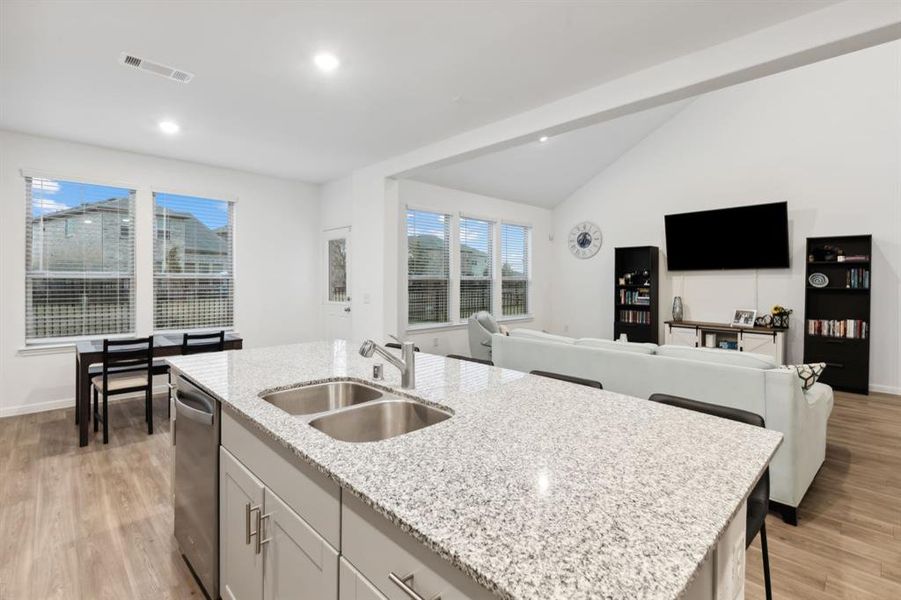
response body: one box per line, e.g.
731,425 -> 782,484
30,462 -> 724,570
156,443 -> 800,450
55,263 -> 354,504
730,308 -> 757,328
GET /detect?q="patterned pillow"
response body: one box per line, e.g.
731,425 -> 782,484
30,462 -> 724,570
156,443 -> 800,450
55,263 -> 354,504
781,363 -> 826,390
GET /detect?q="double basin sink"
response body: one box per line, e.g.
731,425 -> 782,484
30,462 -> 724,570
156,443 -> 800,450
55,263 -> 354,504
260,381 -> 451,443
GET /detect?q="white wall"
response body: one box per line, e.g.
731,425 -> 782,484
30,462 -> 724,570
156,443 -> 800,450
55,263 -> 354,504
0,130 -> 322,416
330,4 -> 900,345
550,42 -> 901,393
397,180 -> 554,356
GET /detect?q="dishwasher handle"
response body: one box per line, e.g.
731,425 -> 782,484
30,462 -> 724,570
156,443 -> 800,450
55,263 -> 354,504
174,388 -> 215,426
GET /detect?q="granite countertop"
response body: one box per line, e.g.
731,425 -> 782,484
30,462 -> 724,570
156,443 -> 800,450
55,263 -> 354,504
167,340 -> 782,600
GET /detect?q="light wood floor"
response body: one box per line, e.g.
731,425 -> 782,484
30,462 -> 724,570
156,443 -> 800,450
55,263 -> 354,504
0,396 -> 203,599
1,390 -> 899,599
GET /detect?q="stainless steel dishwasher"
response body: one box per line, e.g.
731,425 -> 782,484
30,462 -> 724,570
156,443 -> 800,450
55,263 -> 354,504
173,374 -> 219,600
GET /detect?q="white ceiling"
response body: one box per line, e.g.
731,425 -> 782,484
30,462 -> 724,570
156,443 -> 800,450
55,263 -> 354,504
408,99 -> 692,207
0,1 -> 838,183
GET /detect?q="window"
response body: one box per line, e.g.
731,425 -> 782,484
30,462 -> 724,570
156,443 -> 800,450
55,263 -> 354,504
406,209 -> 450,325
153,192 -> 234,331
459,216 -> 493,320
25,176 -> 136,342
501,223 -> 530,316
327,238 -> 348,302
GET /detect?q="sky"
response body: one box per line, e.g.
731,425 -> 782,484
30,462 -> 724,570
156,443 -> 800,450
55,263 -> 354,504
31,178 -> 229,229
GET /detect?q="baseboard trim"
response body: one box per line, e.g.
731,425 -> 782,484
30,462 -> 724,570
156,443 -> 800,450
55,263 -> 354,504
869,384 -> 901,396
1,384 -> 172,418
0,397 -> 74,418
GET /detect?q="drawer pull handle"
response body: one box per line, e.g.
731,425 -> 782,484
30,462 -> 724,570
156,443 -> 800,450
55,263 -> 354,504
245,503 -> 261,545
256,511 -> 272,555
388,572 -> 441,600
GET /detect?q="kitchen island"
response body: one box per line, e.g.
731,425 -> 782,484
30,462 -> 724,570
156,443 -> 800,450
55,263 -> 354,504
167,340 -> 782,600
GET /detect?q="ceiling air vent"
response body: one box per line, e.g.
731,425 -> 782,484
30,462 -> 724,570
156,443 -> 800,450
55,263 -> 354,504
118,52 -> 194,84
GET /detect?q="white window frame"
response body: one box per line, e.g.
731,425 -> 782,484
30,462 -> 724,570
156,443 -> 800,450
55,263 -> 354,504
499,221 -> 532,319
403,208 -> 532,333
22,171 -> 139,345
405,207 -> 453,329
151,189 -> 237,334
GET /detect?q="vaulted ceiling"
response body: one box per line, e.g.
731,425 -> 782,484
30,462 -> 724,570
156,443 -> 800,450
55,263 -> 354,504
408,99 -> 691,207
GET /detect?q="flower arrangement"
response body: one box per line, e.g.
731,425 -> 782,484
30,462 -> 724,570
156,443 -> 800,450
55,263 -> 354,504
771,305 -> 793,328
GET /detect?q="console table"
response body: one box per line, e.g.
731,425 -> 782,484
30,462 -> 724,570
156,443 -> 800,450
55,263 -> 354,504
664,320 -> 787,364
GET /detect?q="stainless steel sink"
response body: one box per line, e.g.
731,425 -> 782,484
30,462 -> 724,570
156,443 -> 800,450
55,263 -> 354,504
308,400 -> 451,443
261,382 -> 383,415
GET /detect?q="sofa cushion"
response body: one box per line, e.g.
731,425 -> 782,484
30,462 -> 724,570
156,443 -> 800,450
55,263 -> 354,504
656,345 -> 778,369
509,329 -> 575,344
778,363 -> 826,390
575,338 -> 657,355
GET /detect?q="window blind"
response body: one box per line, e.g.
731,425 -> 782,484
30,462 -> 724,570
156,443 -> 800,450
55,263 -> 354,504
406,209 -> 450,325
153,192 -> 234,331
459,216 -> 493,320
25,176 -> 136,342
500,223 -> 531,316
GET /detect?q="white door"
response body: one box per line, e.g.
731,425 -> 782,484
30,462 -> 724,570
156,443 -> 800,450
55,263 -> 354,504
323,227 -> 352,340
262,487 -> 339,600
220,448 -> 265,600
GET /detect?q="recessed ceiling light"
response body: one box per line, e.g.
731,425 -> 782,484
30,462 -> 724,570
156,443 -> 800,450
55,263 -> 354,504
313,52 -> 340,73
538,136 -> 549,143
158,120 -> 180,135
83,219 -> 93,224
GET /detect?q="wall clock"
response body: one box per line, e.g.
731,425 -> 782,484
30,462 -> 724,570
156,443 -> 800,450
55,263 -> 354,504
568,221 -> 602,259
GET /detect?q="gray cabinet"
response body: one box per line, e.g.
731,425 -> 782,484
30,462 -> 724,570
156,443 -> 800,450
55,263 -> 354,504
220,447 -> 264,600
339,558 -> 388,600
221,447 -> 338,600
263,487 -> 338,600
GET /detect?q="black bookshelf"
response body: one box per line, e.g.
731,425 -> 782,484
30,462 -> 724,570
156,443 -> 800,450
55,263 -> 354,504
614,246 -> 659,344
803,235 -> 872,394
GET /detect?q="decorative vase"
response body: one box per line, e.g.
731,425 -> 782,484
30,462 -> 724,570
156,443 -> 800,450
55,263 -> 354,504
672,296 -> 684,321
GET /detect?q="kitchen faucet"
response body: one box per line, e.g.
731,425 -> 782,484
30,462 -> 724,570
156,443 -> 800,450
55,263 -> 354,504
359,339 -> 416,389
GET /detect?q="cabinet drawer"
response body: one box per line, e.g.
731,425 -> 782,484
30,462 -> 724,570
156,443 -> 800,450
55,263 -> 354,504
342,493 -> 494,600
804,338 -> 869,392
221,409 -> 341,549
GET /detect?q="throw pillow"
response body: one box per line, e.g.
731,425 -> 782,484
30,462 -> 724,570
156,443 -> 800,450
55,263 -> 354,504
781,363 -> 826,390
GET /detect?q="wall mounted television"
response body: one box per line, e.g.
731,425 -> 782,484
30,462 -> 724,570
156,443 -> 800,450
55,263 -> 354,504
664,201 -> 790,270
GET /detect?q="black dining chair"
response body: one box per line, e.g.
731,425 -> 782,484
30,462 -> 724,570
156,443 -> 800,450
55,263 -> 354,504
83,349 -> 167,425
182,330 -> 226,354
530,370 -> 602,389
447,354 -> 493,366
649,393 -> 772,600
91,336 -> 154,444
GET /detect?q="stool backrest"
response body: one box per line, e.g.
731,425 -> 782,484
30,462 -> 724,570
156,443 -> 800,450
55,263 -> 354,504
182,331 -> 226,355
447,354 -> 493,366
530,370 -> 602,389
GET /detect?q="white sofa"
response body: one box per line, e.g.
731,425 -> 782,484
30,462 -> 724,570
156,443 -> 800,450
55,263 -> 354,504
493,331 -> 833,522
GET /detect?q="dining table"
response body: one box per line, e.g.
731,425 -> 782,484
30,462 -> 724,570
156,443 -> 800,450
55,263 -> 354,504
74,333 -> 243,446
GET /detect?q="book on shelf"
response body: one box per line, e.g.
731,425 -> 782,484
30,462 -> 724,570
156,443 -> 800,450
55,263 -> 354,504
807,319 -> 868,339
618,289 -> 650,305
841,255 -> 870,263
844,268 -> 869,289
619,309 -> 651,324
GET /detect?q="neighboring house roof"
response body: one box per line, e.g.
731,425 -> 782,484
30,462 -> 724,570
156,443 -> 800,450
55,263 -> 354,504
408,234 -> 490,275
35,197 -> 228,255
